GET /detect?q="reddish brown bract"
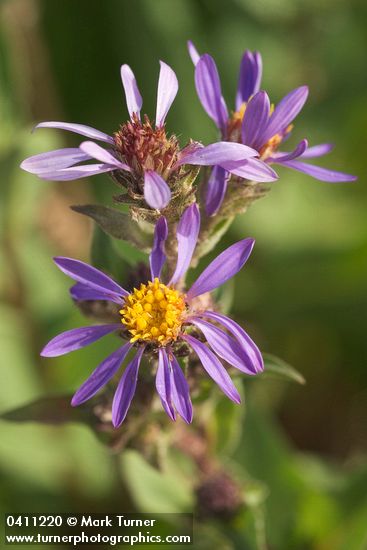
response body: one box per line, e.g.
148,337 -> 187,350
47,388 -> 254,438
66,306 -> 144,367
113,114 -> 180,178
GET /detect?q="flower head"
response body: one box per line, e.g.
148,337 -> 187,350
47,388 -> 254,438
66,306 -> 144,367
189,41 -> 356,216
20,61 -> 181,210
41,205 -> 263,427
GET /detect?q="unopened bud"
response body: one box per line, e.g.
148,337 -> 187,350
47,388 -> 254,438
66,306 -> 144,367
196,471 -> 243,519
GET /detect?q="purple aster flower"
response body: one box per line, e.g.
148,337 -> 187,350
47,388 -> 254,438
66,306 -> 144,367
20,60 -> 273,212
189,41 -> 356,215
41,204 -> 263,427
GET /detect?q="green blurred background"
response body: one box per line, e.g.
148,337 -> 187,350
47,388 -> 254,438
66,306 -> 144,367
1,0 -> 366,548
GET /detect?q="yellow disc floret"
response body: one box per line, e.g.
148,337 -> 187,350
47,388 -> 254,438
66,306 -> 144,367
226,102 -> 247,141
259,124 -> 293,160
120,278 -> 186,345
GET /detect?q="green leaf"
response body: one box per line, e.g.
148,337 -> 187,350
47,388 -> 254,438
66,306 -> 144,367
211,384 -> 245,456
0,392 -> 116,431
72,204 -> 152,252
1,395 -> 84,425
0,392 -> 130,450
262,353 -> 306,385
120,450 -> 193,513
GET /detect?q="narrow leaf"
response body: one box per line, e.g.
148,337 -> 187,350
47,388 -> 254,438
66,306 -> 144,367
262,353 -> 306,384
71,204 -> 152,251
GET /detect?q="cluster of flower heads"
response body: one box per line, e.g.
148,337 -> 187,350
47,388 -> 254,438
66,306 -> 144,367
21,60 -> 275,212
22,42 -> 356,216
21,41 -> 356,426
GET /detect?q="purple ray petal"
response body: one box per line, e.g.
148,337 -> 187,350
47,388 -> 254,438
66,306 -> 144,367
169,353 -> 193,423
198,310 -> 264,373
176,142 -> 257,168
155,61 -> 178,127
260,86 -> 309,145
205,166 -> 229,216
70,283 -> 118,302
34,121 -> 113,143
182,334 -> 241,403
278,159 -> 357,182
241,91 -> 270,148
187,40 -> 200,65
144,170 -> 171,209
71,342 -> 133,406
300,143 -> 334,159
37,163 -> 116,181
236,50 -> 262,108
195,54 -> 228,131
120,64 -> 143,120
150,216 -> 168,279
169,204 -> 200,285
54,257 -> 128,298
156,348 -> 176,421
221,157 -> 278,182
79,141 -> 131,171
20,148 -> 91,175
190,318 -> 257,375
112,346 -> 145,427
270,139 -> 308,162
41,324 -> 121,357
187,238 -> 255,300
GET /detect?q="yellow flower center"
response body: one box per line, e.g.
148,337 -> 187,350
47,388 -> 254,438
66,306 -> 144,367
259,132 -> 284,159
226,103 -> 247,141
120,278 -> 186,345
